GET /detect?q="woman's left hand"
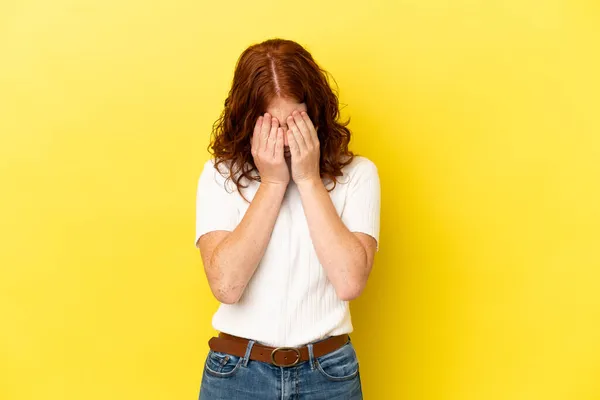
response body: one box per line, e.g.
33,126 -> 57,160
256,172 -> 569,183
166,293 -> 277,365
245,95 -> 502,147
286,110 -> 321,184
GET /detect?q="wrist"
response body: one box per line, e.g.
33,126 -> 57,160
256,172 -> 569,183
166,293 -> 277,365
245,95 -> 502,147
295,176 -> 323,191
260,179 -> 289,191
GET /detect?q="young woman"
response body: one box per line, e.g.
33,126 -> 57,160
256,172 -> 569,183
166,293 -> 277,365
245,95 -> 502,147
195,38 -> 381,400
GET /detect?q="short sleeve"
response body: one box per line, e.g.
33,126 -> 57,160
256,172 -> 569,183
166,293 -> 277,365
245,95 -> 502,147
340,158 -> 381,251
195,159 -> 239,247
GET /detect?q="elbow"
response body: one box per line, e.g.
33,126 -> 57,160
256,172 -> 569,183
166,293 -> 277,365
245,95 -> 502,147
206,253 -> 246,304
336,252 -> 370,301
215,292 -> 241,305
211,285 -> 243,304
336,281 -> 366,301
208,278 -> 245,304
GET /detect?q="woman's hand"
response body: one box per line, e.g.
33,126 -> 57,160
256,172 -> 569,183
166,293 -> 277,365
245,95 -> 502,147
286,111 -> 321,184
251,113 -> 289,186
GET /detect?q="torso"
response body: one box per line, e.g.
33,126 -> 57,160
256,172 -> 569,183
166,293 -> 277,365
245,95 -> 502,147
211,156 -> 370,347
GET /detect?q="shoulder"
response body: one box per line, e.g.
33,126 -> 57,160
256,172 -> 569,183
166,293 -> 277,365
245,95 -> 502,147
202,158 -> 233,176
198,158 -> 237,192
341,155 -> 379,181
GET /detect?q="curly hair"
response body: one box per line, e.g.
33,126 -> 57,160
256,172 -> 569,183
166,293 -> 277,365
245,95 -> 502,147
207,38 -> 356,202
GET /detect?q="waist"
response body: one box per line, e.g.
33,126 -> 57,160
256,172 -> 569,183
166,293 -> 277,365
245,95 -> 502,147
208,332 -> 351,367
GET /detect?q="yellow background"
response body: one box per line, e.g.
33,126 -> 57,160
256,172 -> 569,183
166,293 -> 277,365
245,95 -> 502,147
1,0 -> 599,399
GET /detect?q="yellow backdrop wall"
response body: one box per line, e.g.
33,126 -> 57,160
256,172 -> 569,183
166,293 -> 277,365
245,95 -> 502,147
1,0 -> 599,399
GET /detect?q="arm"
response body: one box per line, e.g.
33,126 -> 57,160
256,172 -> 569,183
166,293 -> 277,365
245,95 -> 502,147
197,113 -> 289,304
286,110 -> 379,301
198,181 -> 287,304
296,179 -> 377,301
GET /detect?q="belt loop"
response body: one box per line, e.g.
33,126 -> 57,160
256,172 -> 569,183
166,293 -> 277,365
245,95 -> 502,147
242,339 -> 255,368
307,343 -> 315,370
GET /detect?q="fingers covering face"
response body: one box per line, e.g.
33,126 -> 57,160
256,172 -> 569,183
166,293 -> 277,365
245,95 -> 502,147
253,111 -> 317,158
260,113 -> 272,152
253,113 -> 286,159
274,127 -> 284,158
292,111 -> 313,146
251,116 -> 262,155
267,117 -> 279,156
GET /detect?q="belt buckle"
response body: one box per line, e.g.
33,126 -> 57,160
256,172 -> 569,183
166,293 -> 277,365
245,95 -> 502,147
271,347 -> 301,367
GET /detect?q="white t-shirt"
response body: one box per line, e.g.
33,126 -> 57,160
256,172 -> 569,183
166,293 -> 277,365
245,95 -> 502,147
195,155 -> 381,347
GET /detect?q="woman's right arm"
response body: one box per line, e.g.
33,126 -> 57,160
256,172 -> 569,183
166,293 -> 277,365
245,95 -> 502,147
198,113 -> 289,304
198,181 -> 286,304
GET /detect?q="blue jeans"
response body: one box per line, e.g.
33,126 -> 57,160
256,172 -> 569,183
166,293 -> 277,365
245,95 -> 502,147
198,336 -> 363,399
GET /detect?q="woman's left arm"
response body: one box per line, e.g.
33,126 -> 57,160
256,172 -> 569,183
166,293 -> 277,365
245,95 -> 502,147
286,111 -> 379,301
297,179 -> 377,301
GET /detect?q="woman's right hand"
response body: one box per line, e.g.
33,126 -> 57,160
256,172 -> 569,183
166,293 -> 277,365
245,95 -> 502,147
251,113 -> 289,186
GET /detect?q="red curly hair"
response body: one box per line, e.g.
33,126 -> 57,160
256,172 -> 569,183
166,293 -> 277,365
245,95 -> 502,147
207,38 -> 356,202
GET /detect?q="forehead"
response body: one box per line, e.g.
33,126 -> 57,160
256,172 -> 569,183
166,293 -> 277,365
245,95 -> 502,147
265,97 -> 307,122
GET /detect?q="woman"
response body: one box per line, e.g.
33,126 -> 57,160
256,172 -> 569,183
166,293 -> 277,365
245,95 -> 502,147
195,38 -> 381,399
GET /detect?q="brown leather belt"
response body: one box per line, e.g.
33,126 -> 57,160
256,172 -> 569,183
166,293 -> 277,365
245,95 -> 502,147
208,332 -> 350,368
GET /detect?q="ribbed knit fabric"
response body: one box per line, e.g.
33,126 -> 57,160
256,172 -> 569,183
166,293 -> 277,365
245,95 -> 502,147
195,156 -> 381,347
